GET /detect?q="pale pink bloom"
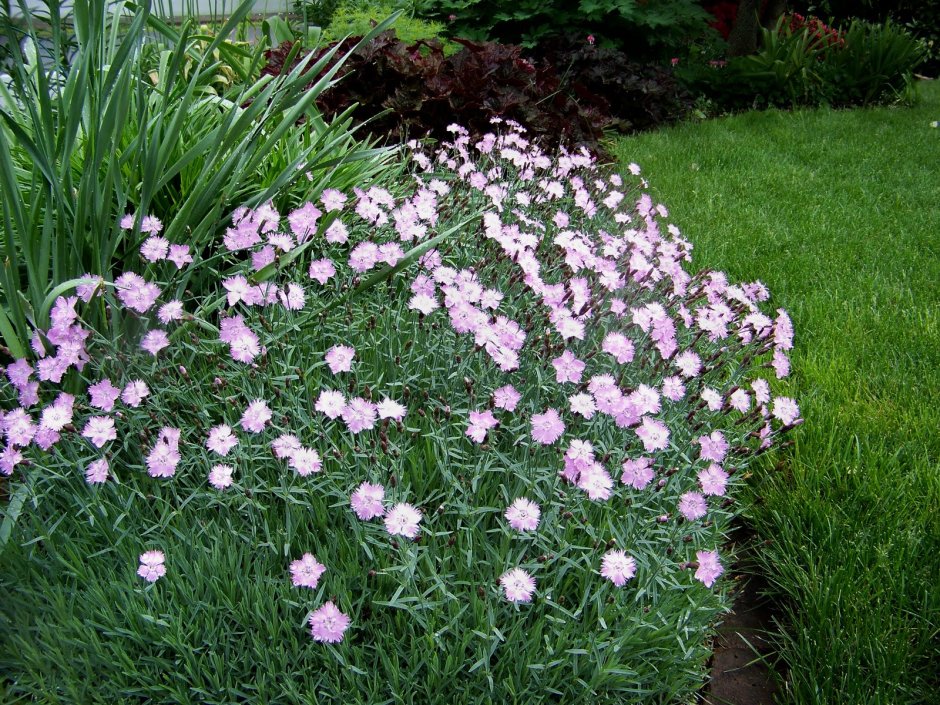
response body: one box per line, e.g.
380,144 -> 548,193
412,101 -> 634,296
377,398 -> 406,421
85,458 -> 109,484
268,233 -> 296,252
290,552 -> 326,588
493,385 -> 521,412
252,245 -> 276,271
701,387 -> 723,412
289,447 -> 322,476
601,549 -> 636,587
698,431 -> 729,463
325,345 -> 355,374
562,391 -> 593,419
121,380 -> 150,407
88,379 -> 121,411
772,397 -> 801,426
774,309 -> 794,350
531,409 -> 564,445
551,350 -> 585,384
240,400 -> 272,433
120,213 -> 135,229
698,464 -> 729,496
674,351 -> 702,378
466,410 -> 498,443
351,481 -> 385,520
505,498 -> 540,532
349,241 -> 379,272
223,275 -> 261,307
0,445 -> 23,475
679,492 -> 708,521
76,274 -> 104,302
480,288 -> 503,310
137,550 -> 166,583
408,293 -> 439,315
5,358 -> 33,389
772,349 -> 790,378
602,332 -> 635,364
321,189 -> 348,212
308,258 -> 337,284
309,601 -> 350,643
271,433 -> 302,460
40,402 -> 71,432
140,330 -> 170,356
146,440 -> 180,478
315,390 -> 346,419
384,502 -> 422,539
279,283 -> 306,310
157,300 -> 184,324
378,242 -> 405,266
752,378 -> 771,404
209,463 -> 234,489
577,464 -> 614,501
141,215 -> 163,234
206,424 -> 238,456
140,236 -> 169,262
82,416 -> 116,448
635,417 -> 670,452
324,220 -> 349,244
342,397 -> 377,434
167,244 -> 193,269
729,389 -> 751,413
288,202 -> 322,241
695,550 -> 724,587
500,568 -> 536,603
114,273 -> 161,313
4,409 -> 36,447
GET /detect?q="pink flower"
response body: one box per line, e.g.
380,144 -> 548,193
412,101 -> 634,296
577,463 -> 614,501
209,463 -> 234,489
679,492 -> 708,521
289,447 -> 322,476
309,601 -> 350,643
351,481 -> 385,520
88,379 -> 121,411
466,410 -> 498,444
315,390 -> 346,419
121,380 -> 150,408
341,398 -> 377,434
772,349 -> 790,378
288,202 -> 322,241
146,439 -> 180,478
141,215 -> 163,234
309,258 -> 336,284
493,384 -> 521,412
271,433 -> 302,460
602,332 -> 635,364
140,236 -> 169,262
324,220 -> 348,244
384,502 -> 422,539
140,330 -> 170,356
772,397 -> 801,426
82,416 -> 116,448
635,417 -> 669,452
290,552 -> 326,589
674,351 -> 702,378
325,345 -> 355,374
697,431 -> 729,463
408,293 -> 439,315
695,550 -> 724,587
252,245 -> 276,271
206,424 -> 238,456
551,350 -> 585,384
137,550 -> 166,583
85,458 -> 109,484
600,549 -> 636,587
377,398 -> 406,421
569,392 -> 596,419
114,273 -> 161,314
505,497 -> 540,532
240,400 -> 272,434
698,464 -> 729,496
531,409 -> 564,445
500,568 -> 536,603
279,283 -> 306,310
321,189 -> 347,212
729,389 -> 751,413
167,244 -> 193,269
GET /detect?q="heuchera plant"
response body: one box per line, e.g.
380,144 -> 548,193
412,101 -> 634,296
0,120 -> 799,702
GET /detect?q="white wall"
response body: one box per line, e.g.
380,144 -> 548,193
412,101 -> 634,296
11,1 -> 295,19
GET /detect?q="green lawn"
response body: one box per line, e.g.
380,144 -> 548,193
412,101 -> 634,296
611,83 -> 940,704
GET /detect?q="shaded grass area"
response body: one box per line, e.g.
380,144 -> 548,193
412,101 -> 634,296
610,83 -> 940,705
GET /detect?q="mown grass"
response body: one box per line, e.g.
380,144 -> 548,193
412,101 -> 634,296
610,82 -> 940,704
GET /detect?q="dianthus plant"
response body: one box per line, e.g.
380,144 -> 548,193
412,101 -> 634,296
0,119 -> 800,704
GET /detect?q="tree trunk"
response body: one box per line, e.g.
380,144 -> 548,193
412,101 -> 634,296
727,0 -> 789,56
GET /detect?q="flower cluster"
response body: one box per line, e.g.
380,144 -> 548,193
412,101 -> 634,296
0,118 -> 800,676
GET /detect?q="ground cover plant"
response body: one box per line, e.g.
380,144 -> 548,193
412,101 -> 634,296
0,119 -> 800,702
610,81 -> 940,704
